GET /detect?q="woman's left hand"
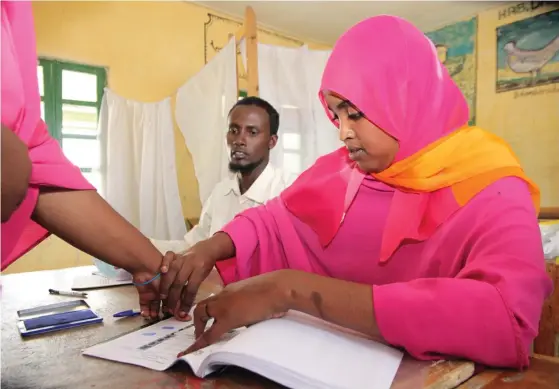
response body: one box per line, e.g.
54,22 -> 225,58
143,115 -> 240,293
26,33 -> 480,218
178,271 -> 290,356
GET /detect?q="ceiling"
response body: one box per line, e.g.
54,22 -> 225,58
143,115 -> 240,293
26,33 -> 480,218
195,1 -> 505,45
195,0 -> 506,45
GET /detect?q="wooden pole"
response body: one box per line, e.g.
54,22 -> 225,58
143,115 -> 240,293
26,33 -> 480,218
233,6 -> 258,97
244,7 -> 259,97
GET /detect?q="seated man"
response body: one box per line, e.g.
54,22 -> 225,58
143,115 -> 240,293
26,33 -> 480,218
152,97 -> 291,254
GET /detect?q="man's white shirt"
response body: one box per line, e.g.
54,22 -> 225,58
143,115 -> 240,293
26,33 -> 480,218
151,163 -> 293,254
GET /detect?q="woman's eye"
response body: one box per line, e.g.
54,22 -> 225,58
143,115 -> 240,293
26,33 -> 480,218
348,111 -> 364,120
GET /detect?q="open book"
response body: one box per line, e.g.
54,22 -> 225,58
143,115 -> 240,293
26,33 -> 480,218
83,311 -> 403,389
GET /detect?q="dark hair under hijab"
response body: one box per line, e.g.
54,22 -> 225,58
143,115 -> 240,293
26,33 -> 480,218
229,96 -> 280,136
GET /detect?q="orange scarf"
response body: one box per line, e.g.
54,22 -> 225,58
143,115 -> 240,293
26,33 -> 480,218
282,126 -> 540,261
373,126 -> 540,213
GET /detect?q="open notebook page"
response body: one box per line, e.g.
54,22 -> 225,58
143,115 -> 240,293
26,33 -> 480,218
205,311 -> 403,389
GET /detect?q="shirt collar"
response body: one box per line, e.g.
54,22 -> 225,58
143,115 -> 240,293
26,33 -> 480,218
224,163 -> 276,204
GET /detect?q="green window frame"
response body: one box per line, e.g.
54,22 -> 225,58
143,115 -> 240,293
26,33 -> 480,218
38,59 -> 106,178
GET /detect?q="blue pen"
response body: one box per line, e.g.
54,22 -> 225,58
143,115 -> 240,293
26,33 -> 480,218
113,309 -> 141,318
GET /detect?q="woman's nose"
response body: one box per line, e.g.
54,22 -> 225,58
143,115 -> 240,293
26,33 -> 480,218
338,120 -> 353,142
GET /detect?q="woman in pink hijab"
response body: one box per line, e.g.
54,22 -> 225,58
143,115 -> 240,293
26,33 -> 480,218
1,1 -> 163,318
161,16 -> 551,368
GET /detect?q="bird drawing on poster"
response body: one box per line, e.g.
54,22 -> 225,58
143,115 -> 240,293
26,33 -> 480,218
503,34 -> 559,85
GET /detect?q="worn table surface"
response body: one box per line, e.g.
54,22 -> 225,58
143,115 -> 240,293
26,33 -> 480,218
1,266 -> 556,389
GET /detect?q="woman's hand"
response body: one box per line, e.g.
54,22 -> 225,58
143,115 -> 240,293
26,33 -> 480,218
158,240 -> 222,319
178,271 -> 290,356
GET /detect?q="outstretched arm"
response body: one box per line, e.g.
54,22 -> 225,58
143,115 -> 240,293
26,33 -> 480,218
33,189 -> 164,316
33,189 -> 161,275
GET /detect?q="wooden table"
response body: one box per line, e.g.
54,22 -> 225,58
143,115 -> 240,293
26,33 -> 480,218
1,267 -> 558,389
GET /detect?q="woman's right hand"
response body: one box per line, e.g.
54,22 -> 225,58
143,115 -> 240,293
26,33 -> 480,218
159,233 -> 235,320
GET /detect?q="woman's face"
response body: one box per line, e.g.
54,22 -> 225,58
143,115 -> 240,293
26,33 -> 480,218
324,92 -> 399,173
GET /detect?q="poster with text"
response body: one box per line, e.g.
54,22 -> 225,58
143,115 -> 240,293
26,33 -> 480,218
496,9 -> 559,93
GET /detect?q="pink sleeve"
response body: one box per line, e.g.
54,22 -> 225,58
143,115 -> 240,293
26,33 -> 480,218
215,197 -> 309,285
373,181 -> 552,368
215,216 -> 259,285
1,1 -> 94,268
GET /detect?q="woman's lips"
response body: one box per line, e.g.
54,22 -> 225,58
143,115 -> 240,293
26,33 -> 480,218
348,148 -> 365,161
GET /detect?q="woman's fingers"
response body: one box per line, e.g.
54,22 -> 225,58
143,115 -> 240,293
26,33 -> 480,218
159,254 -> 182,300
165,263 -> 193,315
160,251 -> 175,273
178,270 -> 207,318
178,318 -> 227,357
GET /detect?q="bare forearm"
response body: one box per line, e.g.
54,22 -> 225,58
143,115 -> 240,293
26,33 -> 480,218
278,269 -> 382,340
199,232 -> 236,260
32,189 -> 161,274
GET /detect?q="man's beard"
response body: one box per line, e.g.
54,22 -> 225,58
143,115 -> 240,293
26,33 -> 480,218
229,157 -> 265,174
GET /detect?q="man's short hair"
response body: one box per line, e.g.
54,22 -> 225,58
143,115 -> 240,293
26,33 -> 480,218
229,96 -> 280,136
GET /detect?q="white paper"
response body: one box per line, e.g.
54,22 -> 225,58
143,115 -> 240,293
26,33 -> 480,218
83,318 -> 197,371
83,311 -> 403,389
214,311 -> 403,389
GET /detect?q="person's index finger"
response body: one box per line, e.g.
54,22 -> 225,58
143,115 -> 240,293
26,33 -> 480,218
192,302 -> 209,338
159,260 -> 180,299
183,321 -> 225,357
161,251 -> 174,273
179,272 -> 205,317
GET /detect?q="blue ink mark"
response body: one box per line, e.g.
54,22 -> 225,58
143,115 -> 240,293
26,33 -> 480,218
162,326 -> 174,330
142,332 -> 156,336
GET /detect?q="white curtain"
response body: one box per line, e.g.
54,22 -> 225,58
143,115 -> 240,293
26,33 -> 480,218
256,44 -> 339,178
175,38 -> 238,204
100,88 -> 186,240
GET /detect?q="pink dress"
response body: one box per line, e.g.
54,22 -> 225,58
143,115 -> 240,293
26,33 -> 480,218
217,175 -> 551,368
216,15 -> 552,369
1,1 -> 93,269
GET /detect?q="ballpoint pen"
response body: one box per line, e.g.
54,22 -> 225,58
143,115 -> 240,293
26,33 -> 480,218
48,289 -> 87,298
113,309 -> 142,318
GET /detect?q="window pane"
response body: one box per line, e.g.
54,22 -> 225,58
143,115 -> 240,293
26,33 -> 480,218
37,65 -> 44,96
283,133 -> 301,151
283,152 -> 301,174
62,69 -> 97,102
62,104 -> 98,136
82,170 -> 102,191
62,138 -> 100,169
40,101 -> 45,121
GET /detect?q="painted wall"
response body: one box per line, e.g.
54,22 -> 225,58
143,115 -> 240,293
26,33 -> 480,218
4,1 -> 329,274
476,2 -> 558,208
428,1 -> 559,208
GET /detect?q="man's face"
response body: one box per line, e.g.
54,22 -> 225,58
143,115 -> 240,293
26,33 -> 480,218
227,105 -> 277,173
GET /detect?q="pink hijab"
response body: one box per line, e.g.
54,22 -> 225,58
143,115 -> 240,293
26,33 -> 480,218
1,1 -> 93,269
281,15 -> 471,260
